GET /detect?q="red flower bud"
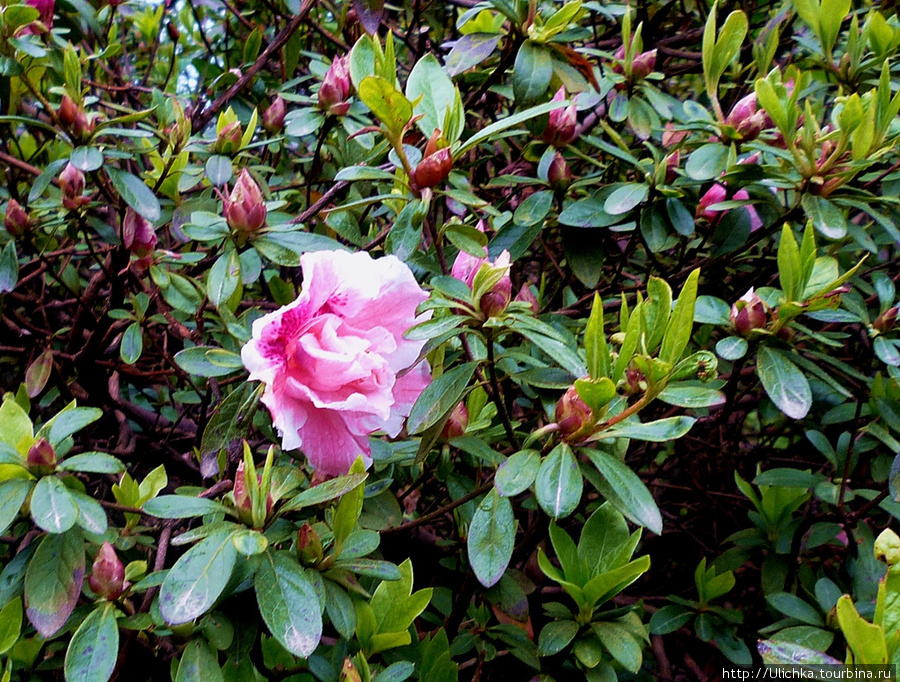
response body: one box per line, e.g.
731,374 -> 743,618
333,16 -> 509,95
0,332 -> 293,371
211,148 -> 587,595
262,96 -> 286,135
224,169 -> 267,234
730,288 -> 768,335
515,284 -> 539,314
664,151 -> 680,184
88,542 -> 127,600
166,21 -> 179,42
555,386 -> 592,438
22,0 -> 53,33
542,87 -> 578,148
58,95 -> 78,128
479,251 -> 512,318
414,147 -> 453,189
724,93 -> 771,141
318,56 -> 351,116
441,402 -> 469,440
26,437 -> 56,473
59,163 -> 86,210
4,199 -> 30,238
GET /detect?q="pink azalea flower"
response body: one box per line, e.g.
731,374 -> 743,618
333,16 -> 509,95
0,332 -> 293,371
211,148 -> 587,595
241,250 -> 432,476
696,183 -> 763,231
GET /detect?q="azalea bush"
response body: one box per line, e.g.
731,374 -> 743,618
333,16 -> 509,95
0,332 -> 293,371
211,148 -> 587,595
2,0 -> 900,679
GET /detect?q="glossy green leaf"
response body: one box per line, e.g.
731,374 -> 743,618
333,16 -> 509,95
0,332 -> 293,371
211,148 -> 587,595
585,449 -> 663,534
407,362 -> 477,434
358,76 -> 413,141
175,638 -> 224,682
254,551 -> 322,658
538,620 -> 579,657
0,597 -> 22,655
495,449 -> 540,497
143,495 -> 229,519
467,490 -> 516,588
0,479 -> 31,536
58,452 -> 126,474
513,41 -> 553,104
757,346 -> 812,420
31,476 -> 78,533
535,444 -> 582,519
106,168 -> 161,222
120,322 -> 142,365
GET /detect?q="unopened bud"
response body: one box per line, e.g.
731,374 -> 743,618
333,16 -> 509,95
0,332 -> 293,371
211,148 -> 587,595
542,87 -> 578,147
123,208 -> 157,265
340,658 -> 362,682
318,56 -> 351,116
414,147 -> 453,189
631,49 -> 657,80
233,461 -> 252,520
515,284 -> 539,314
224,169 -> 267,235
296,523 -> 324,567
875,307 -> 899,333
215,120 -> 243,155
26,437 -> 56,473
166,21 -> 179,42
262,96 -> 286,135
4,199 -> 30,238
72,108 -> 95,140
730,288 -> 768,335
548,151 -> 572,192
555,386 -> 592,437
58,95 -> 78,128
664,151 -> 679,184
59,162 -> 86,210
441,402 -> 468,440
478,251 -> 512,318
88,542 -> 127,600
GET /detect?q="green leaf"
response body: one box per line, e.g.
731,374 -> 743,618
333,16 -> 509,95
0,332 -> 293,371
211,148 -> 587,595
801,194 -> 846,240
756,346 -> 812,420
455,100 -> 571,158
334,165 -> 397,183
649,604 -> 693,635
71,491 -> 108,535
535,444 -> 583,519
538,620 -> 579,657
0,241 -> 19,294
207,249 -> 241,308
599,416 -> 696,442
31,477 -> 79,534
835,595 -> 888,664
205,155 -> 233,186
44,407 -> 103,447
354,0 -> 385,34
58,452 -> 126,474
143,496 -> 229,519
369,558 -> 431,648
25,530 -> 85,638
684,144 -> 729,181
467,490 -> 516,587
159,530 -> 238,625
495,449 -> 540,497
446,33 -> 501,77
254,551 -> 322,658
574,377 -> 616,412
174,347 -> 242,378
513,41 -> 553,104
716,336 -> 748,361
407,54 -> 458,138
120,322 -> 143,365
70,147 -> 104,173
604,183 -> 649,215
0,596 -> 21,655
175,638 -> 224,682
407,362 -> 477,434
660,269 -> 700,365
758,639 -> 842,666
591,622 -> 642,673
332,559 -> 402,580
578,503 -> 633,576
64,603 -> 119,682
766,592 -> 823,626
200,383 -> 259,457
777,224 -> 803,302
658,384 -> 726,408
0,479 -> 32,536
280,473 -> 368,512
358,76 -> 413,141
585,293 -> 610,380
24,349 -> 53,399
585,449 -> 663,534
106,167 -> 161,222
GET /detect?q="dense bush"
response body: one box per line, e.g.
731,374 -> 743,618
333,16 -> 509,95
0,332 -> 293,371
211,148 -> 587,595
1,0 -> 900,679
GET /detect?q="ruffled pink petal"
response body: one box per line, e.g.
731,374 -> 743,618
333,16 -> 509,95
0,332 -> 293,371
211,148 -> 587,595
297,407 -> 372,476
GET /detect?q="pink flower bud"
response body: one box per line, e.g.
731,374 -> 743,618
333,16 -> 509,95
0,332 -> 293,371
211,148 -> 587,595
631,49 -> 657,80
696,183 -> 727,222
542,87 -> 578,148
730,288 -> 768,335
59,162 -> 86,210
123,209 -> 157,267
441,402 -> 469,440
73,108 -> 95,140
548,151 -> 572,192
88,542 -> 127,600
515,284 -> 539,314
225,169 -> 267,234
724,93 -> 772,141
875,307 -> 899,333
4,199 -> 30,238
555,386 -> 592,437
58,95 -> 78,128
296,522 -> 324,567
262,96 -> 286,135
479,251 -> 512,318
22,0 -> 53,33
318,56 -> 351,116
26,437 -> 56,473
